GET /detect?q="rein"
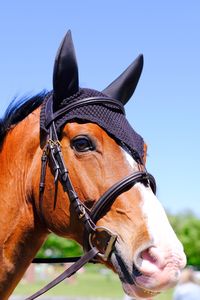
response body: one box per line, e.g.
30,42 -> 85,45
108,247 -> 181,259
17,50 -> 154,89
26,96 -> 156,300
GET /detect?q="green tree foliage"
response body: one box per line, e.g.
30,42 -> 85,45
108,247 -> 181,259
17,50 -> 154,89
36,234 -> 83,258
169,212 -> 200,267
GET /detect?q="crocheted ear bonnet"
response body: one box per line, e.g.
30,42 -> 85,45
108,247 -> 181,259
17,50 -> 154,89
40,31 -> 144,158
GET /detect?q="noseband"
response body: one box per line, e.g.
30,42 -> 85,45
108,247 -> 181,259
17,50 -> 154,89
27,96 -> 156,300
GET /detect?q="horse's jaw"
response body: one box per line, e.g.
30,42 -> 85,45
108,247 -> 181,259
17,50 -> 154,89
110,246 -> 186,299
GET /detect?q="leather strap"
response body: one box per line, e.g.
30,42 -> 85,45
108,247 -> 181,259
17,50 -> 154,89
32,257 -> 80,263
90,172 -> 156,223
45,96 -> 125,129
25,247 -> 99,300
83,172 -> 156,252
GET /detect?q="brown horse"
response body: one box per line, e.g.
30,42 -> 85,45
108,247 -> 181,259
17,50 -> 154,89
0,31 -> 186,299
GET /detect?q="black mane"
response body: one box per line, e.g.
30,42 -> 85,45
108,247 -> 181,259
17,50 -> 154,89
0,91 -> 48,144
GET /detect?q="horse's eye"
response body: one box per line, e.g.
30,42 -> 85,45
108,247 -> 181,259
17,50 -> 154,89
71,136 -> 95,152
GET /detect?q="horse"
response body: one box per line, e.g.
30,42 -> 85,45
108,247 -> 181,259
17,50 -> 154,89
0,31 -> 186,299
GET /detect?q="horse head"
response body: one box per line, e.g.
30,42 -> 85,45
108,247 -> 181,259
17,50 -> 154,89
0,31 -> 186,299
30,31 -> 186,298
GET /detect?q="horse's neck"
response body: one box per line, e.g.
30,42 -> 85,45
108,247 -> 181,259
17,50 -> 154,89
0,109 -> 48,299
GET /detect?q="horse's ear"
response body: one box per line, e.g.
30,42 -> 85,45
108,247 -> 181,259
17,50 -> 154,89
102,54 -> 143,105
53,30 -> 79,108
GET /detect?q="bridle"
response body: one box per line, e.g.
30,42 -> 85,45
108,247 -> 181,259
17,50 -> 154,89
26,95 -> 156,300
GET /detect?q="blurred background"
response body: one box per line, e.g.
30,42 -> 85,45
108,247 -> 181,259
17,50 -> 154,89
1,1 -> 199,299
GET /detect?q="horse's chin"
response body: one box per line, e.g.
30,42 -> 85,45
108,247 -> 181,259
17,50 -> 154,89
110,251 -> 180,299
121,282 -> 160,299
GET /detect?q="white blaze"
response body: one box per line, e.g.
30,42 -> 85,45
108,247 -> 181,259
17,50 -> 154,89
122,148 -> 185,257
136,183 -> 184,252
123,149 -> 139,171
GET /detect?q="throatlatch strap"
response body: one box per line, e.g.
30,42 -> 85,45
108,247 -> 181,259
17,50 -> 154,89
32,256 -> 80,263
25,247 -> 99,300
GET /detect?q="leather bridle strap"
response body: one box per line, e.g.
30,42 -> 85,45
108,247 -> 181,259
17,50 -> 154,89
83,171 -> 156,253
38,121 -> 96,234
90,171 -> 156,223
44,95 -> 125,129
25,247 -> 99,300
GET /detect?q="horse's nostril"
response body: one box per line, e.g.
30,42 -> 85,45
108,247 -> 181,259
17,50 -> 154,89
134,246 -> 162,275
140,248 -> 158,264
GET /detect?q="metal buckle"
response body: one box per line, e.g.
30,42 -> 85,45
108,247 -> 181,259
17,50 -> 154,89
78,205 -> 86,219
47,139 -> 62,149
89,227 -> 117,261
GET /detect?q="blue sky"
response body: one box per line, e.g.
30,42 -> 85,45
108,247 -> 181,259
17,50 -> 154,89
0,1 -> 199,216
